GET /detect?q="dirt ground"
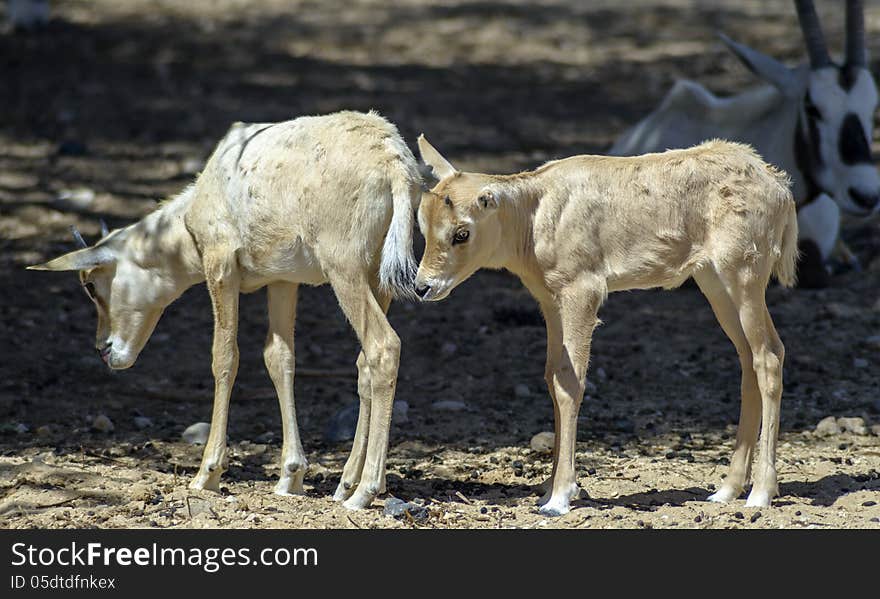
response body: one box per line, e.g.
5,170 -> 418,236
1,0 -> 879,529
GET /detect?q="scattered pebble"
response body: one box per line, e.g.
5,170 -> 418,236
56,188 -> 95,208
815,416 -> 841,436
36,425 -> 52,436
431,400 -> 467,412
182,422 -> 211,445
91,414 -> 114,433
530,431 -> 555,454
595,367 -> 608,381
14,423 -> 28,434
837,417 -> 868,436
440,342 -> 457,356
511,460 -> 525,476
750,511 -> 762,523
383,497 -> 428,521
393,400 -> 409,424
871,424 -> 880,437
514,384 -> 531,398
324,403 -> 358,443
133,416 -> 153,430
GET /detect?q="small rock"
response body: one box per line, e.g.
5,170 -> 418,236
182,422 -> 211,445
871,424 -> 880,437
530,431 -> 555,453
133,416 -> 153,430
750,511 -> 762,523
865,335 -> 880,350
511,460 -> 525,476
853,358 -> 869,369
826,302 -> 861,319
393,400 -> 409,424
514,384 -> 531,398
431,400 -> 467,412
383,497 -> 428,521
815,416 -> 841,436
36,425 -> 52,436
92,414 -> 114,433
14,423 -> 28,434
440,342 -> 457,356
837,417 -> 869,436
254,431 -> 275,444
595,367 -> 608,381
324,403 -> 358,443
57,188 -> 95,208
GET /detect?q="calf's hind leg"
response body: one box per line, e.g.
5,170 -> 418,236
264,282 -> 309,496
334,289 -> 391,501
694,268 -> 761,503
736,276 -> 785,507
327,269 -> 400,510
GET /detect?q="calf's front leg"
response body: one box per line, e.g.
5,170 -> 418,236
190,254 -> 240,493
539,282 -> 601,517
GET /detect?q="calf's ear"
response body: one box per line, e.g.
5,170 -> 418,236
418,134 -> 458,180
28,246 -> 116,272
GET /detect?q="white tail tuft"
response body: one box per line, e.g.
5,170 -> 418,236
774,193 -> 800,287
379,170 -> 419,300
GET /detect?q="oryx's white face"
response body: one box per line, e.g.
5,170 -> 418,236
799,66 -> 880,214
29,230 -> 175,370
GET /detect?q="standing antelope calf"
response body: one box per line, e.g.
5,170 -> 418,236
415,136 -> 798,516
29,111 -> 421,510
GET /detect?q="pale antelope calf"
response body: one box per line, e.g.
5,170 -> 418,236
416,136 -> 798,516
29,111 -> 421,510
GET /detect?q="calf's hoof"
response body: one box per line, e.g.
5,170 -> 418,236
342,487 -> 377,510
333,481 -> 356,502
189,471 -> 222,493
745,488 -> 775,508
706,485 -> 742,503
274,476 -> 305,497
538,498 -> 571,517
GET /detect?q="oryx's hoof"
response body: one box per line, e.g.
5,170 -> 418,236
333,481 -> 356,502
744,488 -> 775,508
189,471 -> 222,493
342,488 -> 376,511
706,485 -> 742,503
274,476 -> 305,497
538,498 -> 571,517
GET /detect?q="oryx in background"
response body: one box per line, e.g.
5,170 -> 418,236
611,0 -> 879,287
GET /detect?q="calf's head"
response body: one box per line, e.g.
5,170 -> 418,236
415,135 -> 503,301
28,228 -> 178,369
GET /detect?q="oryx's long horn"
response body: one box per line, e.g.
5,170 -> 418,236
794,0 -> 832,68
100,219 -> 110,238
70,225 -> 88,249
846,0 -> 866,67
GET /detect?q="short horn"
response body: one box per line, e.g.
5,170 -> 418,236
70,225 -> 88,249
100,219 -> 110,238
794,0 -> 832,68
846,0 -> 866,67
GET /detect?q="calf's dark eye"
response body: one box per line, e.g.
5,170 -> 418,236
452,229 -> 470,245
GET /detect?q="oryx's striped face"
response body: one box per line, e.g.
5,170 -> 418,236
800,65 -> 880,214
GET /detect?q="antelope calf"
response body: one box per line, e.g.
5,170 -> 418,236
29,111 -> 421,510
416,136 -> 798,516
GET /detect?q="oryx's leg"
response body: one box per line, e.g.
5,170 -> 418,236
327,270 -> 399,510
539,281 -> 600,517
264,282 -> 308,496
190,253 -> 240,492
694,268 -> 761,503
333,292 -> 392,502
734,273 -> 785,508
537,298 -> 563,503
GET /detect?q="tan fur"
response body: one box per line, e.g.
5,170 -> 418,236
29,111 -> 421,510
416,136 -> 797,515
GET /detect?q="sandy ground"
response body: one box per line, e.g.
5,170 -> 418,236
1,0 -> 879,529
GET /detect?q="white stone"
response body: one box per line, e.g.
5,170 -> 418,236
182,422 -> 211,445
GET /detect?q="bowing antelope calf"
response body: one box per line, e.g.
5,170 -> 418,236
29,111 -> 421,510
416,136 -> 798,516
611,0 -> 879,286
